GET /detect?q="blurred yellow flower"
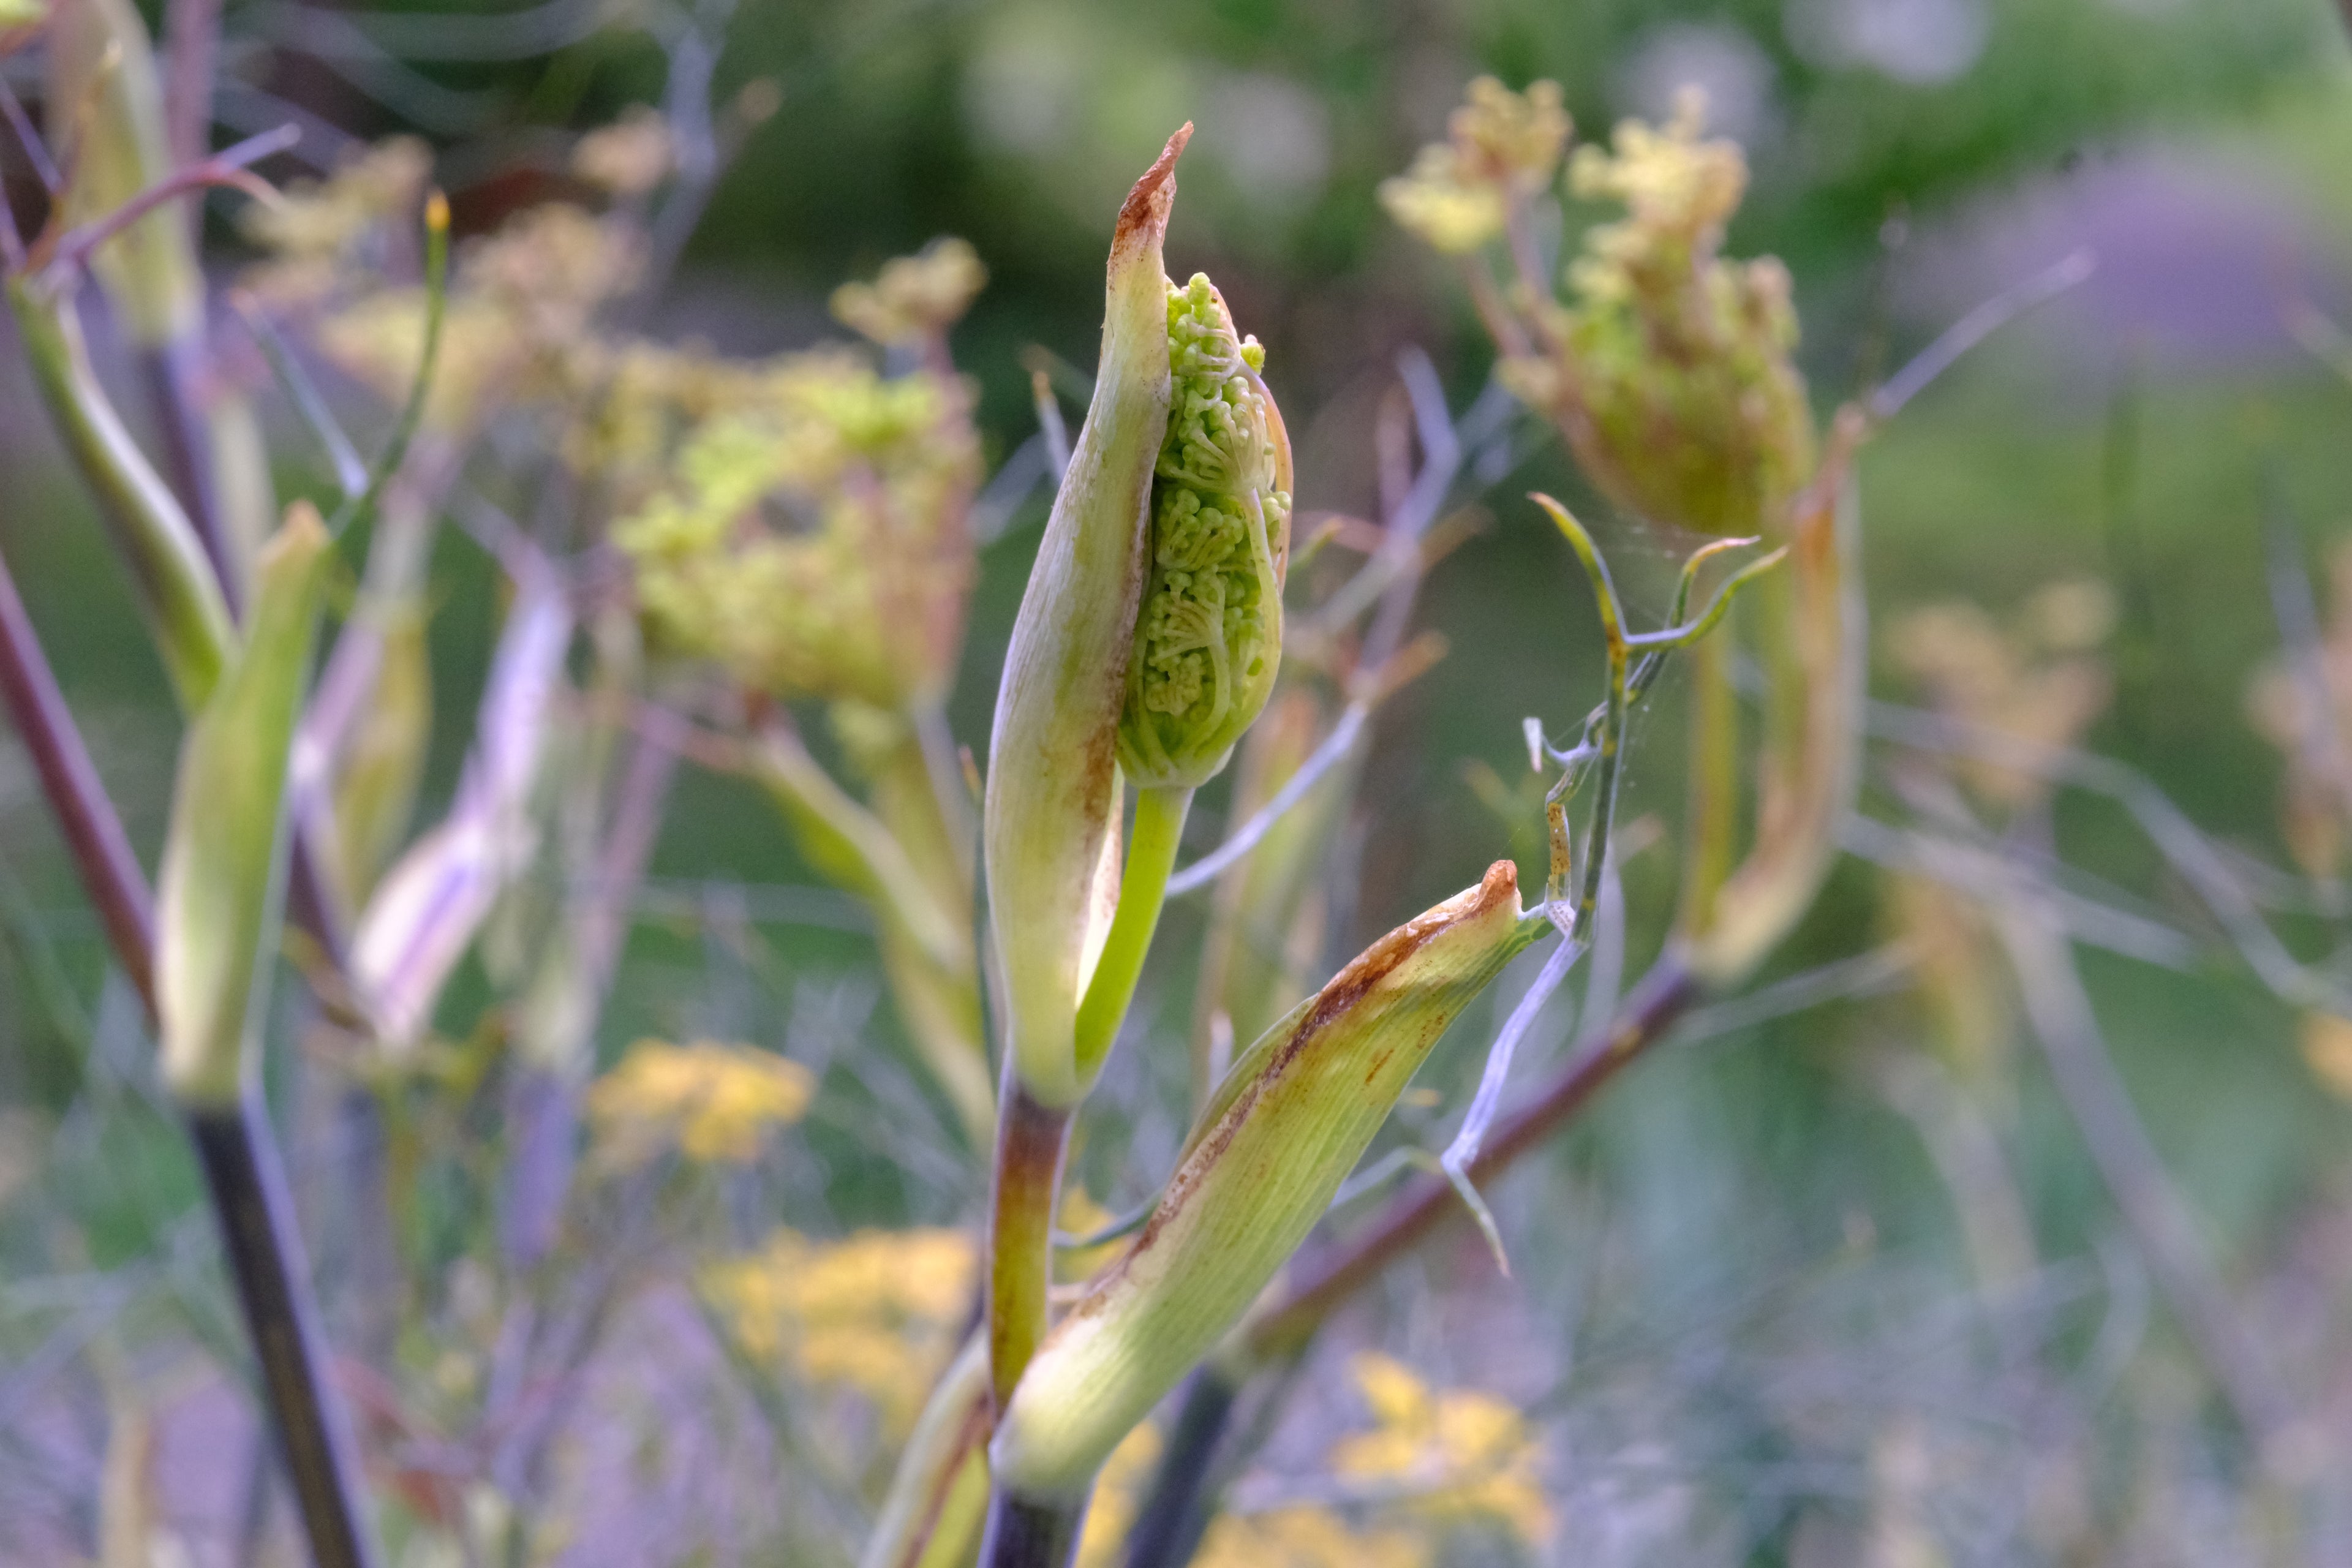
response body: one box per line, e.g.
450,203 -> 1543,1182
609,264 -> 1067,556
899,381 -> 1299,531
1379,77 -> 1569,255
308,202 -> 643,431
2299,1011 -> 2352,1101
1193,1506 -> 1428,1568
1888,586 -> 2114,810
614,349 -> 980,707
1329,1352 -> 1553,1548
2247,537 -> 2352,881
832,237 -> 989,349
584,1038 -> 813,1168
240,137 -> 433,287
702,1226 -> 978,1434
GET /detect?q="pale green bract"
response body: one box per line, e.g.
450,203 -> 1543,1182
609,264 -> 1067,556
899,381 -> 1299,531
1116,274 -> 1291,791
990,862 -> 1539,1501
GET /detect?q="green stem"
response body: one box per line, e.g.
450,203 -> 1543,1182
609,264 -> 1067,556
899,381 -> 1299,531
862,1332 -> 992,1568
986,1076 -> 1072,1412
1678,630 -> 1738,939
1072,785 -> 1190,1076
9,274 -> 233,709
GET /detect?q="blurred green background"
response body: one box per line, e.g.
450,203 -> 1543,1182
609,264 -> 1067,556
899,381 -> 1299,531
9,0 -> 2352,1559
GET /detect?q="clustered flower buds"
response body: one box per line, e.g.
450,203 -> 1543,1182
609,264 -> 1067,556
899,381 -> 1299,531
1523,92 -> 1814,538
1117,274 -> 1292,790
616,353 -> 980,709
1386,80 -> 1816,539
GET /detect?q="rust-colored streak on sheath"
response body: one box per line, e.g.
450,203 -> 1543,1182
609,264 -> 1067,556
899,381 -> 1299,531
1111,124 -> 1193,269
1249,954 -> 1698,1356
1125,861 -> 1519,1268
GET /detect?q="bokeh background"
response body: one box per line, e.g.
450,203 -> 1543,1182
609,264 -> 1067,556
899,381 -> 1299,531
9,0 -> 2352,1562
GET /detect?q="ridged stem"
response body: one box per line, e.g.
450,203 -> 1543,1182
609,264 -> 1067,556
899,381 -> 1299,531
0,543 -> 156,1014
184,1098 -> 382,1568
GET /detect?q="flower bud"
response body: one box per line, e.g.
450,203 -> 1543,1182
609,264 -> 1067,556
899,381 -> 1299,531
990,862 -> 1537,1499
156,503 -> 332,1106
1513,92 -> 1815,537
1114,274 -> 1292,791
985,127 -> 1189,1110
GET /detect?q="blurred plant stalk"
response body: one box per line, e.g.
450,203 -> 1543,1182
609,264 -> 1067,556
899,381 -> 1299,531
156,503 -> 382,1568
45,0 -> 273,603
0,44 -> 451,1556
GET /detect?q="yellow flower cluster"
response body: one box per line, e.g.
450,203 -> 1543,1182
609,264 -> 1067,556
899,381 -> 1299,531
612,349 -> 981,707
831,238 -> 989,349
1379,78 -> 1570,255
582,1038 -> 813,1169
244,135 -> 990,712
1072,1352 -> 1549,1568
1887,582 -> 2115,810
1565,91 -> 1749,303
1330,1352 -> 1553,1547
702,1226 -> 978,1434
302,202 -> 644,432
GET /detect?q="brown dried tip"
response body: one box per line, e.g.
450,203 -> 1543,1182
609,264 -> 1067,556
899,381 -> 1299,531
1112,123 -> 1193,266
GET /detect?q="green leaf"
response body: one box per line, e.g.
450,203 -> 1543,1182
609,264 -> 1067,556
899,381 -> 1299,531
156,504 -> 331,1106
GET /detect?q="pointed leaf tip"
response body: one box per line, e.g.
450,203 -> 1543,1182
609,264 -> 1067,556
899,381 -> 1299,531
1112,124 -> 1192,265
